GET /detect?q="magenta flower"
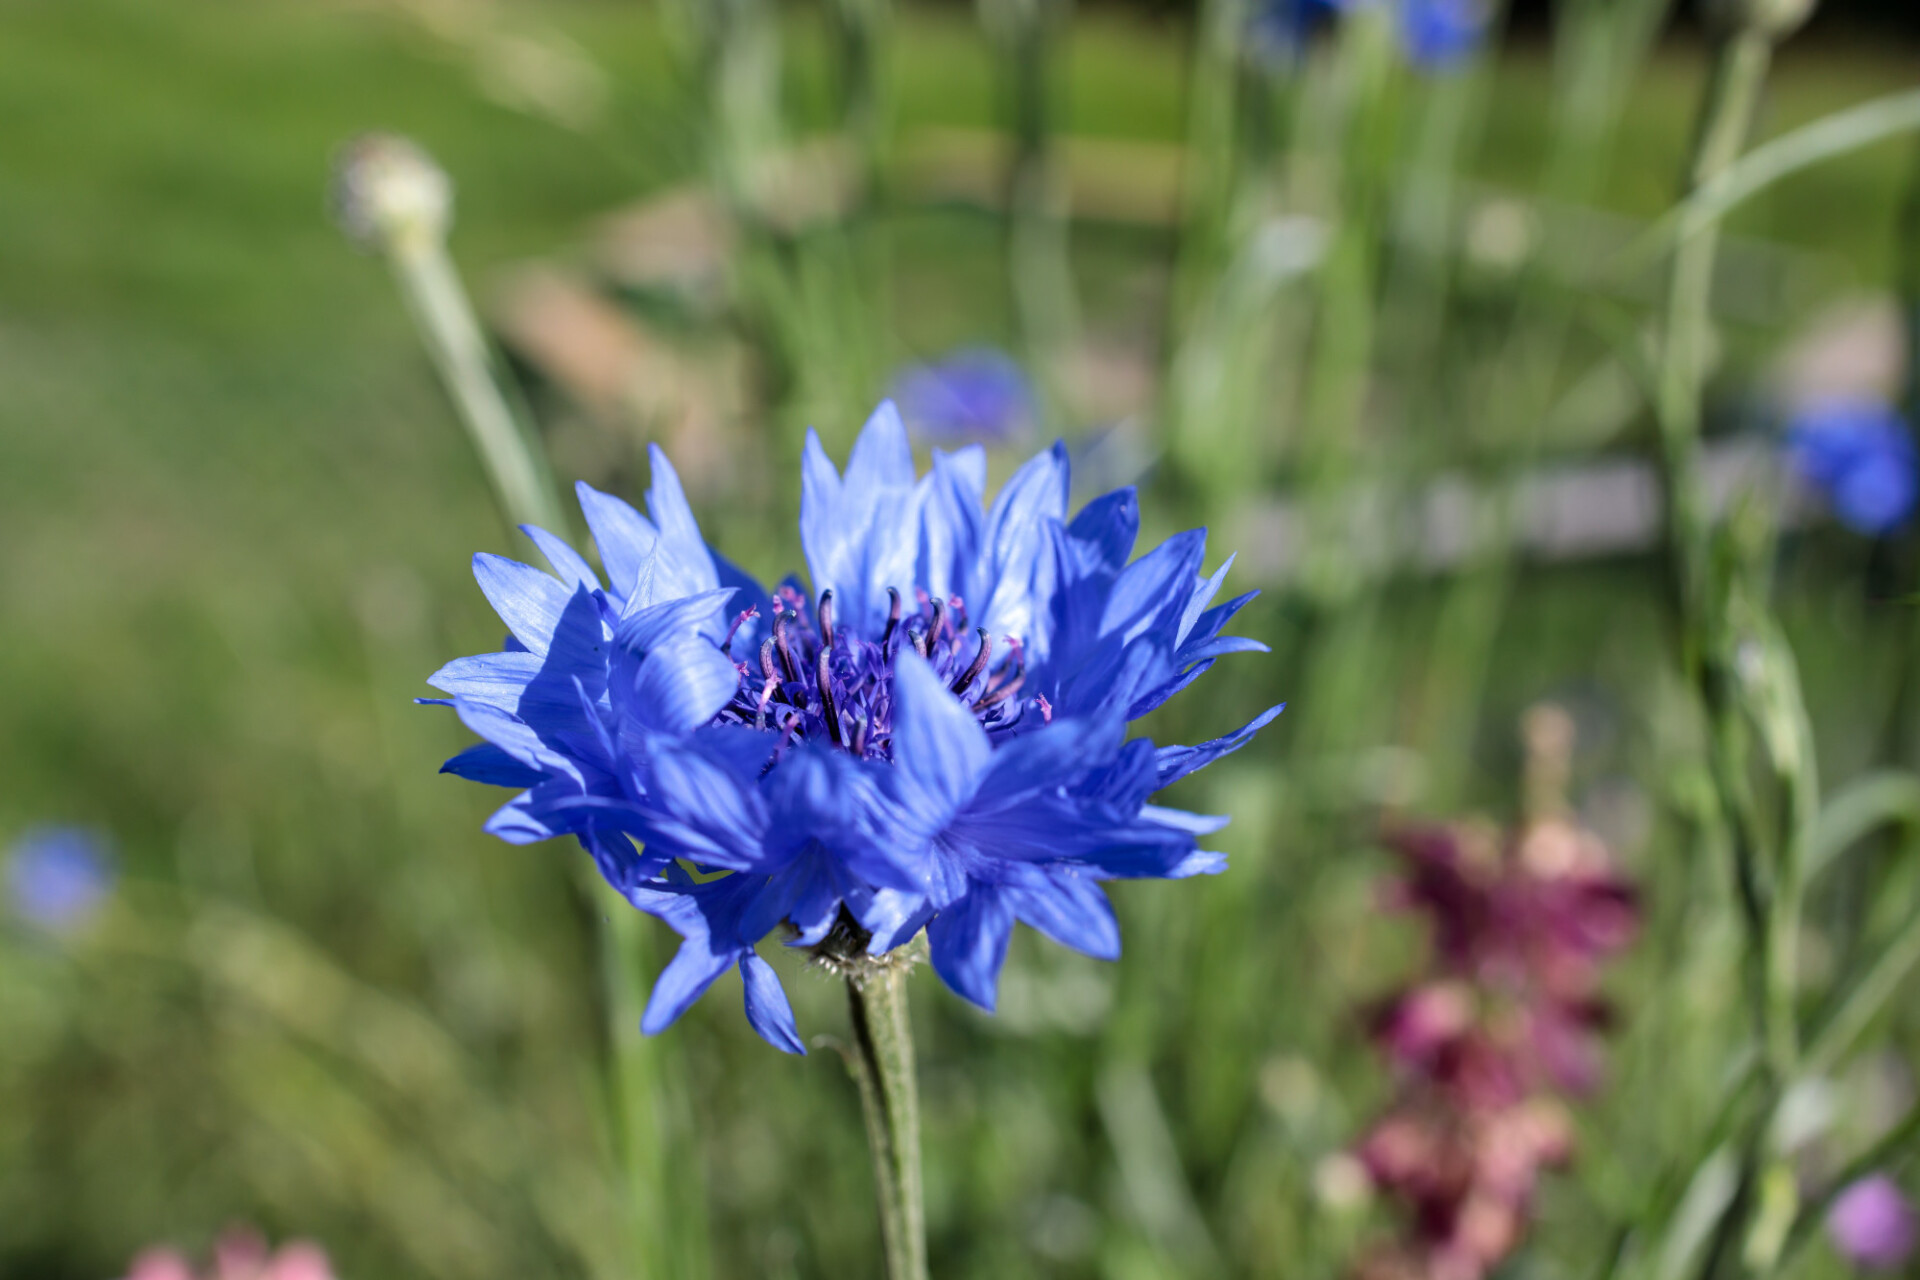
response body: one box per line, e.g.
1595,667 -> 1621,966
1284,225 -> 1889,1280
1357,808 -> 1637,1280
1376,817 -> 1636,1100
1828,1175 -> 1917,1272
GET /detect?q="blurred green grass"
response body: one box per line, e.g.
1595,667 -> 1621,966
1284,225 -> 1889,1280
3,2 -> 1918,1277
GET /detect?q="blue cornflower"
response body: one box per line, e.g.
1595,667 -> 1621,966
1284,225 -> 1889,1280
1398,0 -> 1490,69
1785,396 -> 1919,536
889,348 -> 1036,446
428,402 -> 1281,1051
7,826 -> 114,932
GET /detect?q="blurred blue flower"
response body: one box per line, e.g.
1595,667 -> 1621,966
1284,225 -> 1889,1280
1248,0 -> 1353,61
428,402 -> 1280,1051
1827,1174 -> 1917,1271
1785,396 -> 1919,536
1399,0 -> 1490,69
889,348 -> 1036,446
7,826 -> 114,931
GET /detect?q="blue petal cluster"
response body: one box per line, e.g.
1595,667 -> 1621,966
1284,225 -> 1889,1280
890,348 -> 1037,447
7,826 -> 114,932
1398,0 -> 1490,69
429,403 -> 1281,1051
1248,0 -> 1351,62
1248,0 -> 1490,70
1785,396 -> 1919,537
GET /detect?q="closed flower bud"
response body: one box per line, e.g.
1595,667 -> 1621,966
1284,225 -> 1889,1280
331,133 -> 452,253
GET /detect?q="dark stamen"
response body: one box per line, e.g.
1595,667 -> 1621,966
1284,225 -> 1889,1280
722,605 -> 759,656
773,612 -> 801,684
928,598 -> 946,647
881,587 -> 902,650
817,647 -> 845,748
817,590 -> 835,651
850,714 -> 869,757
950,629 -> 992,697
976,665 -> 1024,711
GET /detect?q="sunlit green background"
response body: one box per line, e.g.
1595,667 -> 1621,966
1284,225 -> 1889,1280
3,2 -> 1918,1277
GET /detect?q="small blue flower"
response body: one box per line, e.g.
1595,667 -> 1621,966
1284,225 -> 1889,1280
1248,0 -> 1352,61
889,348 -> 1036,446
1785,396 -> 1920,536
7,826 -> 114,931
1399,0 -> 1490,69
428,402 -> 1281,1051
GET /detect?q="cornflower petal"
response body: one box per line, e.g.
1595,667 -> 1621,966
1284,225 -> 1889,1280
1001,869 -> 1121,961
928,888 -> 1017,1011
575,480 -> 659,604
439,741 -> 545,788
741,952 -> 806,1055
1157,703 -> 1288,788
521,523 -> 601,593
628,635 -> 743,735
888,651 -> 992,832
472,553 -> 579,656
643,444 -> 722,602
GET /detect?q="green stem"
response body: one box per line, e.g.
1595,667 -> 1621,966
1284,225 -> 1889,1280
844,962 -> 927,1280
1653,25 -> 1789,1078
1802,904 -> 1920,1079
386,236 -> 564,539
1656,28 -> 1771,631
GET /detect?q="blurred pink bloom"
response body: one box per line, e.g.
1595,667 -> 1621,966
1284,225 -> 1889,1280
121,1229 -> 336,1280
1828,1175 -> 1917,1271
126,1251 -> 196,1280
1356,806 -> 1636,1280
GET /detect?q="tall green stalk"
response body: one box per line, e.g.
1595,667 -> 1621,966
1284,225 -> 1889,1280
332,134 -> 709,1280
1648,5 -> 1822,1275
1653,4 -> 1813,1090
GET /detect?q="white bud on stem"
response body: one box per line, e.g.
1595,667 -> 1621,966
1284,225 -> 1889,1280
331,133 -> 453,254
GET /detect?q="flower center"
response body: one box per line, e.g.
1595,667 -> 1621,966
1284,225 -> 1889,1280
712,585 -> 1032,760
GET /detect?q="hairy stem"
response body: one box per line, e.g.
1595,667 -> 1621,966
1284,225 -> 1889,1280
844,963 -> 928,1280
